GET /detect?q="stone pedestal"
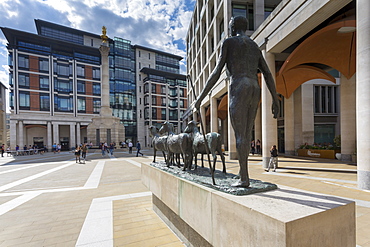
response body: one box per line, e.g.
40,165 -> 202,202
87,115 -> 124,145
142,163 -> 356,247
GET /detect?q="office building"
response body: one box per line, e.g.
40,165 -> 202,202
185,0 -> 370,189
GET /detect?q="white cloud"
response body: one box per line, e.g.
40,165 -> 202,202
0,0 -> 194,86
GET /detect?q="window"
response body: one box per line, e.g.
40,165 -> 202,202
161,97 -> 166,106
314,124 -> 335,144
18,55 -> 29,69
232,4 -> 254,30
18,73 -> 30,88
161,86 -> 166,94
139,62 -> 141,69
152,108 -> 157,119
9,91 -> 14,109
93,98 -> 101,113
138,51 -> 141,57
78,97 -> 86,113
93,83 -> 101,95
54,96 -> 73,112
54,79 -> 72,93
314,86 -> 338,114
149,53 -> 151,59
54,62 -> 72,77
161,109 -> 166,119
39,76 -> 49,90
40,93 -> 50,111
39,58 -> 49,72
151,84 -> 156,93
77,81 -> 85,94
152,96 -> 157,105
92,67 -> 100,80
77,65 -> 85,77
19,91 -> 30,110
169,109 -> 178,120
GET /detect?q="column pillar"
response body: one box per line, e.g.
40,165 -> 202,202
340,74 -> 356,161
193,111 -> 197,123
228,94 -> 237,159
357,0 -> 370,190
284,95 -> 295,155
18,120 -> 24,148
99,42 -> 113,117
254,104 -> 262,147
53,123 -> 59,145
261,50 -> 278,168
76,122 -> 81,145
210,97 -> 218,132
47,121 -> 52,150
200,106 -> 206,129
301,83 -> 314,144
10,120 -> 17,149
253,0 -> 265,29
70,123 -> 76,149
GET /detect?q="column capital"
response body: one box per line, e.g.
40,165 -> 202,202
99,45 -> 110,56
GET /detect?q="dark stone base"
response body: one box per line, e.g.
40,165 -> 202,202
152,195 -> 212,247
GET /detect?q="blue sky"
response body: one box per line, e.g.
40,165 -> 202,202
0,0 -> 195,85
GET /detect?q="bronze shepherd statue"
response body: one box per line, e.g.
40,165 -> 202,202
194,16 -> 280,188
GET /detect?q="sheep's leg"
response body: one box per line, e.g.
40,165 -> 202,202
153,148 -> 156,163
193,153 -> 198,170
212,151 -> 217,172
201,154 -> 204,168
162,151 -> 167,164
218,148 -> 226,173
176,154 -> 181,168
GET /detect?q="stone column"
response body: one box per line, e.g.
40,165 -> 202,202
210,97 -> 218,132
70,123 -> 76,149
228,94 -> 237,159
301,83 -> 314,144
254,105 -> 262,146
99,44 -> 113,117
18,121 -> 24,147
76,122 -> 81,145
47,121 -> 52,150
357,0 -> 370,190
284,95 -> 295,155
193,111 -> 197,123
53,123 -> 59,145
261,50 -> 278,168
341,74 -> 356,161
10,120 -> 17,149
254,0 -> 265,29
200,106 -> 206,129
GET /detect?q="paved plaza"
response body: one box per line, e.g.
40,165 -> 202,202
0,148 -> 369,246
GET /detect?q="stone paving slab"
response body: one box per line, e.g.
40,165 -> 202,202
0,149 -> 369,246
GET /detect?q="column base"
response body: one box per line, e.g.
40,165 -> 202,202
262,156 -> 270,169
229,151 -> 238,160
358,170 -> 370,190
341,154 -> 352,162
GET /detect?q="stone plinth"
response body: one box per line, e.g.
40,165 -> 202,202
141,163 -> 355,247
87,115 -> 124,145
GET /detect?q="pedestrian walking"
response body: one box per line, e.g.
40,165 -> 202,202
266,145 -> 278,172
101,142 -> 106,156
1,144 -> 4,157
128,141 -> 133,154
136,141 -> 143,157
109,143 -> 114,156
74,145 -> 81,163
256,139 -> 261,154
81,144 -> 88,162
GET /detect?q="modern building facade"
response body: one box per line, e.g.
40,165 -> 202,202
135,45 -> 187,147
0,81 -> 7,146
2,20 -> 186,150
185,1 -> 370,189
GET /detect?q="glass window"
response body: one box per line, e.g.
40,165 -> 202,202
18,55 -> 29,68
232,4 -> 254,30
55,79 -> 72,93
18,73 -> 30,88
314,124 -> 335,144
77,65 -> 85,77
314,85 -> 338,114
93,98 -> 101,113
93,83 -> 101,96
54,62 -> 72,77
19,91 -> 30,110
39,58 -> 49,71
77,81 -> 85,94
39,76 -> 49,90
9,91 -> 14,109
40,93 -> 50,111
54,96 -> 73,112
92,67 -> 100,80
78,97 -> 86,113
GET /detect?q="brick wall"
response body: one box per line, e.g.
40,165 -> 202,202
30,92 -> 39,111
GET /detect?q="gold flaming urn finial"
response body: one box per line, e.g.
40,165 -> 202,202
101,26 -> 108,43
